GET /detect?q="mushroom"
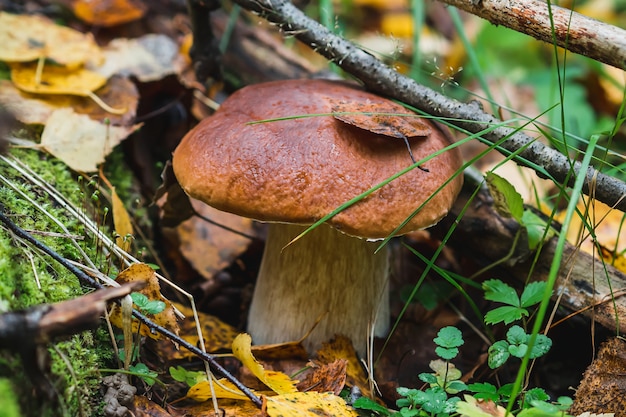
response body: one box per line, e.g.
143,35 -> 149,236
172,79 -> 463,356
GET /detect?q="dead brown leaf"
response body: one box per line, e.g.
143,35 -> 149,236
177,199 -> 256,279
72,0 -> 147,27
315,336 -> 372,398
330,99 -> 431,139
570,337 -> 626,416
297,359 -> 348,395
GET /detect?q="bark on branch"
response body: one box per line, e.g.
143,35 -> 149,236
439,0 -> 626,71
231,0 -> 626,213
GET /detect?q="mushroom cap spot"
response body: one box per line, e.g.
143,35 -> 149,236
172,79 -> 463,238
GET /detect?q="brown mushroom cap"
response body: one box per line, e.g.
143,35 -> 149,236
173,79 -> 463,238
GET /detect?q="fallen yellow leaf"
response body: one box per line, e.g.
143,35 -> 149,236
40,108 -> 137,172
11,63 -> 107,96
100,171 -> 134,252
232,334 -> 298,395
187,378 -> 257,402
265,392 -> 358,417
109,263 -> 179,342
0,12 -> 103,67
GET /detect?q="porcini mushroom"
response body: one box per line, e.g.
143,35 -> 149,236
172,79 -> 463,356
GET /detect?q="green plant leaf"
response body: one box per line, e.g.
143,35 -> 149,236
130,292 -> 166,315
445,380 -> 467,394
520,281 -> 548,308
435,346 -> 459,360
443,396 -> 461,414
521,388 -> 550,408
517,406 -> 564,417
169,365 -> 188,382
130,362 -> 158,386
419,373 -> 438,384
353,396 -> 392,416
521,210 -> 555,250
482,279 -> 520,306
555,396 -> 573,410
467,382 -> 498,401
398,409 -> 419,417
130,292 -> 148,307
485,172 -> 524,221
484,305 -> 527,325
488,340 -> 510,368
528,334 -> 552,358
169,366 -> 205,387
506,325 -> 528,344
508,343 -> 528,358
433,326 -> 464,348
420,387 -> 448,414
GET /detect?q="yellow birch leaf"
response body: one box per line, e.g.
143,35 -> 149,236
11,63 -> 107,96
187,378 -> 255,402
100,171 -> 133,252
266,392 -> 358,417
40,108 -> 137,172
232,333 -> 298,395
0,12 -> 103,67
109,263 -> 179,341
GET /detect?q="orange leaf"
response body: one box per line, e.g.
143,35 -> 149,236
109,263 -> 179,341
72,0 -> 147,27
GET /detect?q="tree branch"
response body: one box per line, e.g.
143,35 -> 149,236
231,0 -> 626,212
439,0 -> 626,71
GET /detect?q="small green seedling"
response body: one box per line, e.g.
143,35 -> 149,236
488,325 -> 552,369
129,362 -> 159,386
485,172 -> 556,250
393,326 -> 467,417
482,279 -> 548,325
169,366 -> 207,387
130,292 -> 166,315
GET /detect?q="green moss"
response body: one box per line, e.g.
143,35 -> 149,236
0,147 -> 120,416
0,378 -> 21,417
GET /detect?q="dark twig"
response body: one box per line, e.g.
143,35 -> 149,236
230,0 -> 626,213
186,0 -> 223,84
0,209 -> 263,408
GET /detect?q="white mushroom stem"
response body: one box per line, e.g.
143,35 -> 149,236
247,222 -> 390,357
